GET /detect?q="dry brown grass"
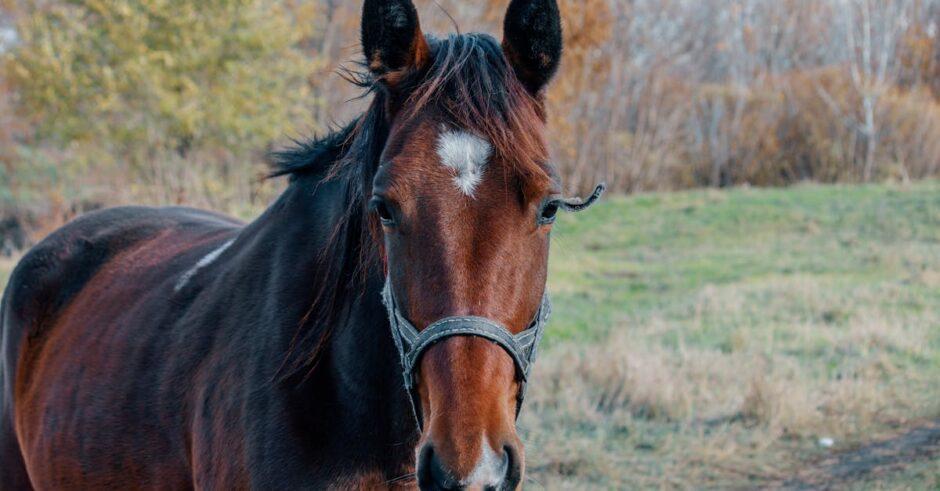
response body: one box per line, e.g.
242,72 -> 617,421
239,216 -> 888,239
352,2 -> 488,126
522,300 -> 939,488
520,183 -> 940,488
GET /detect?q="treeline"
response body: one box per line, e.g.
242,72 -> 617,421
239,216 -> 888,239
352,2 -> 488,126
1,0 -> 939,242
546,0 -> 940,192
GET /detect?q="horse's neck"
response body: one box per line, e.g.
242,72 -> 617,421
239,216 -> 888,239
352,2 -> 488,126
239,177 -> 418,469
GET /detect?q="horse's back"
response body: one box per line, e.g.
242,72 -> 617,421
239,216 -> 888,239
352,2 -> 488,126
1,205 -> 241,489
3,206 -> 240,336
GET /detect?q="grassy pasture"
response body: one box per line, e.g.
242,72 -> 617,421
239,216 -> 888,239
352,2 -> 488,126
1,181 -> 938,489
524,181 -> 940,489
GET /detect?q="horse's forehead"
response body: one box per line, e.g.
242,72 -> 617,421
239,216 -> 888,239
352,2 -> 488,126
382,115 -> 551,201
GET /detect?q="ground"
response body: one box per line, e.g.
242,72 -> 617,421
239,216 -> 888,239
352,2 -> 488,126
2,181 -> 939,489
522,181 -> 940,489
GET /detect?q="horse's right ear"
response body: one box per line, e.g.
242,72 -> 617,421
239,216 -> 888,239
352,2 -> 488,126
361,0 -> 430,87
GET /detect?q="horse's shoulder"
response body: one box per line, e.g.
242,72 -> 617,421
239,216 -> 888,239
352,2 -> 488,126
4,206 -> 241,330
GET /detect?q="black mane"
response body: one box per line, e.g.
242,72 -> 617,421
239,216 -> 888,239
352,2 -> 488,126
268,123 -> 357,179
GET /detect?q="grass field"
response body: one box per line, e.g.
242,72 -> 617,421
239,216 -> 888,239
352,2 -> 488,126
523,181 -> 940,489
2,181 -> 938,489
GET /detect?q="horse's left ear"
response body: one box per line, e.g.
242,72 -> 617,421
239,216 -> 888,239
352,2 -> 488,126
361,0 -> 431,87
502,0 -> 563,95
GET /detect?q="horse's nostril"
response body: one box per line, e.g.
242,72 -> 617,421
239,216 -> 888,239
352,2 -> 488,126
417,445 -> 463,491
503,444 -> 522,490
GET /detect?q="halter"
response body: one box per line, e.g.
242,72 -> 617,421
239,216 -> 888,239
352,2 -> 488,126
381,281 -> 551,430
378,183 -> 605,431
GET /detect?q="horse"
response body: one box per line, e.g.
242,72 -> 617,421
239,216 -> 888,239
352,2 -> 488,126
0,0 -> 602,488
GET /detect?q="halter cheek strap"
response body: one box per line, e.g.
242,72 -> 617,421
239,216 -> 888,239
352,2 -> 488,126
381,281 -> 551,431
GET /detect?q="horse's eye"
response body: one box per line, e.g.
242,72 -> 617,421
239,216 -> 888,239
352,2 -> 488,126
539,202 -> 559,225
370,197 -> 396,225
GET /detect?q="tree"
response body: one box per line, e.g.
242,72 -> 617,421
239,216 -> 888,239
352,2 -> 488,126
5,0 -> 313,160
817,0 -> 915,181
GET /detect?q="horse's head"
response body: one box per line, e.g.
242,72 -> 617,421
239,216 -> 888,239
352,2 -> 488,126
362,1 -> 595,488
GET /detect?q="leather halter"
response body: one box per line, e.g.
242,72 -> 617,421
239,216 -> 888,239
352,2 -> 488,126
378,182 -> 604,431
381,281 -> 551,430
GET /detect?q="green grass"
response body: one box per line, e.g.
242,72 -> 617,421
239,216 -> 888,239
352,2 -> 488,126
2,181 -> 938,488
546,181 -> 940,344
523,181 -> 940,489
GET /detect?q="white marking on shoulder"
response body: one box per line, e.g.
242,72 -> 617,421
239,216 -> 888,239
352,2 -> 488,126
174,239 -> 235,292
462,438 -> 505,487
436,129 -> 492,197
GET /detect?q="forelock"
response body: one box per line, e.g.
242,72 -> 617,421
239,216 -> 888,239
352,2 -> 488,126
401,33 -> 553,194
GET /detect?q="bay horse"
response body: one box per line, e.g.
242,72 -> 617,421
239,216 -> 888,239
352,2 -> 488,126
0,0 -> 602,488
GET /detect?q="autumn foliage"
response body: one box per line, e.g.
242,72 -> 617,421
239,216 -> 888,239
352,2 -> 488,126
1,0 -> 939,239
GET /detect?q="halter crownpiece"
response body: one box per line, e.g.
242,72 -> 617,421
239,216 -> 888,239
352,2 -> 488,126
379,182 -> 605,431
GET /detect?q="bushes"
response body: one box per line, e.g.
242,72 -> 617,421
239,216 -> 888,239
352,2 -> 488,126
6,0 -> 312,151
545,0 -> 940,193
676,69 -> 940,187
1,0 -> 939,244
553,62 -> 940,192
1,0 -> 314,236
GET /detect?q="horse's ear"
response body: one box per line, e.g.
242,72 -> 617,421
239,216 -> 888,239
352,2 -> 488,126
361,0 -> 430,87
502,0 -> 563,95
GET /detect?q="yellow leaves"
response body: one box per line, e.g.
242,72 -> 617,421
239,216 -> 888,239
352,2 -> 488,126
287,0 -> 326,39
7,0 -> 317,153
11,63 -> 29,81
559,0 -> 613,53
148,51 -> 175,68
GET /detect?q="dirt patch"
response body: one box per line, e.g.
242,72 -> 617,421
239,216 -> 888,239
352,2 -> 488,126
777,420 -> 940,490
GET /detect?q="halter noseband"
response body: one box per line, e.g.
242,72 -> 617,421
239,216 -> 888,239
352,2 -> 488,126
381,281 -> 551,430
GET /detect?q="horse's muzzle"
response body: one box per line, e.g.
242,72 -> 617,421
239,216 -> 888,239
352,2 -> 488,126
417,442 -> 521,491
